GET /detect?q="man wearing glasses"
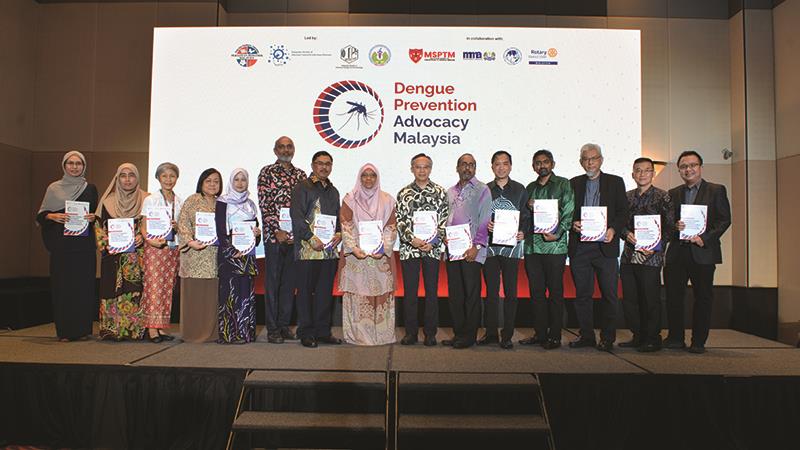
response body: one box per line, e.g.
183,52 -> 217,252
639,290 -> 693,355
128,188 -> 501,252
568,143 -> 629,352
664,151 -> 730,354
618,157 -> 674,352
290,151 -> 342,348
444,154 -> 492,349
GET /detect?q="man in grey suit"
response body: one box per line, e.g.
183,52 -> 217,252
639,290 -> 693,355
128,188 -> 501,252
664,150 -> 731,354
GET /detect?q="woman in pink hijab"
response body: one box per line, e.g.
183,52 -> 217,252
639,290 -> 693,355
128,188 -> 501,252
339,163 -> 398,345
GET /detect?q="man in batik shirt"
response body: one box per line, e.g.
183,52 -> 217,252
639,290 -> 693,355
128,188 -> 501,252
257,136 -> 307,344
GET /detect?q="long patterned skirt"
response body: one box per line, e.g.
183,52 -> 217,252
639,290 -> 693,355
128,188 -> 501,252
342,292 -> 396,346
217,274 -> 256,343
141,244 -> 179,329
98,249 -> 145,340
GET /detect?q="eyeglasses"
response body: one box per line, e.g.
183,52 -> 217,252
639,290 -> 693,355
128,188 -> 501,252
458,162 -> 476,169
313,161 -> 332,167
65,161 -> 84,166
580,155 -> 602,163
678,163 -> 701,170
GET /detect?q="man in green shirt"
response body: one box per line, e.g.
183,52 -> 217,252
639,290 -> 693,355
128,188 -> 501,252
521,150 -> 575,349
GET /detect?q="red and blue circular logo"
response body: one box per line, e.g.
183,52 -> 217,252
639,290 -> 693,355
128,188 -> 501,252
313,80 -> 384,149
232,44 -> 262,68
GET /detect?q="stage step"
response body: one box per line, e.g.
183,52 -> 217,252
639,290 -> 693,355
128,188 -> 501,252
232,411 -> 385,433
399,413 -> 549,433
228,371 -> 388,450
398,372 -> 539,392
396,372 -> 555,450
244,370 -> 385,390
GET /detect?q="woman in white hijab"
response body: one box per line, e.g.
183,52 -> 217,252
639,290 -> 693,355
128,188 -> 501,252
94,162 -> 147,340
215,168 -> 260,344
36,150 -> 98,342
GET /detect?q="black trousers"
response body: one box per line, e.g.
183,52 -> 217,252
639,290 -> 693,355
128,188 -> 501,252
664,244 -> 716,347
482,255 -> 520,341
263,241 -> 296,333
295,259 -> 337,339
447,260 -> 483,344
525,253 -> 567,341
620,263 -> 663,345
569,243 -> 619,343
401,257 -> 440,338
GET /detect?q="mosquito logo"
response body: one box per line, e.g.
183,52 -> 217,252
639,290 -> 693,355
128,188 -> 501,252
312,81 -> 384,149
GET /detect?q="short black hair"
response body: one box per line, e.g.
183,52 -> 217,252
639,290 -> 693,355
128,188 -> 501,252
196,168 -> 222,196
491,150 -> 512,165
677,150 -> 703,166
411,153 -> 432,165
312,150 -> 333,163
633,157 -> 654,168
532,149 -> 554,162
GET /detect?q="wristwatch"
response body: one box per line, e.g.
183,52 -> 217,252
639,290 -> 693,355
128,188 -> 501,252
475,244 -> 483,250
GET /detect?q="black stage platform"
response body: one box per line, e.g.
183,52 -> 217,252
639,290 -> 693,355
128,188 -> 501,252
2,324 -> 799,449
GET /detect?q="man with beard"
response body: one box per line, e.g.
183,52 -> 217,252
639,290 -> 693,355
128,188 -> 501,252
568,143 -> 629,352
444,154 -> 492,349
521,150 -> 575,349
257,136 -> 307,343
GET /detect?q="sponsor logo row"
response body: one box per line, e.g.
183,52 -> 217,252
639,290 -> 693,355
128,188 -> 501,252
231,44 -> 558,68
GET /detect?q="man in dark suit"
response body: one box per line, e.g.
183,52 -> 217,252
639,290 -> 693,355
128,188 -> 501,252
568,143 -> 629,351
664,150 -> 731,354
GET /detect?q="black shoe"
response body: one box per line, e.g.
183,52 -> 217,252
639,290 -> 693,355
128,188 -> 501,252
596,340 -> 613,352
542,339 -> 562,350
157,331 -> 175,341
477,334 -> 499,346
638,342 -> 662,353
519,336 -> 546,346
499,339 -> 514,350
280,328 -> 298,340
453,339 -> 474,349
687,345 -> 706,354
301,337 -> 317,348
664,340 -> 687,349
400,334 -> 418,345
148,334 -> 163,344
617,339 -> 640,348
441,339 -> 454,347
568,338 -> 597,348
423,336 -> 437,347
317,335 -> 343,345
267,333 -> 284,344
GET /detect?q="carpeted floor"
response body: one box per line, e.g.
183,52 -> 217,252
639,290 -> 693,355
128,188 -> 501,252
2,323 -> 797,376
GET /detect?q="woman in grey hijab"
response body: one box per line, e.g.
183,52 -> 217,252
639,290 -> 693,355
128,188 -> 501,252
36,150 -> 98,342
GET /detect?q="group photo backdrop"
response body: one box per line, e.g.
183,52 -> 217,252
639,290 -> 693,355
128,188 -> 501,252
149,26 -> 641,200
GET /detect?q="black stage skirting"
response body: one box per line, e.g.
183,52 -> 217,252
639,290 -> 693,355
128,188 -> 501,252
2,324 -> 800,449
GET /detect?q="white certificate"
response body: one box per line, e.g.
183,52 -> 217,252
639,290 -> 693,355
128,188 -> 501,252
107,218 -> 135,254
278,207 -> 293,234
680,204 -> 707,240
358,220 -> 384,254
64,200 -> 90,237
144,205 -> 172,240
533,199 -> 559,234
446,224 -> 472,260
634,215 -> 662,251
492,209 -> 519,246
580,206 -> 607,242
412,210 -> 438,242
195,211 -> 218,246
314,214 -> 337,246
231,221 -> 256,255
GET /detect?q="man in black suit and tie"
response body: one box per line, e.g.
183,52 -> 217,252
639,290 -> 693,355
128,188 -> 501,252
568,143 -> 629,352
664,150 -> 731,354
